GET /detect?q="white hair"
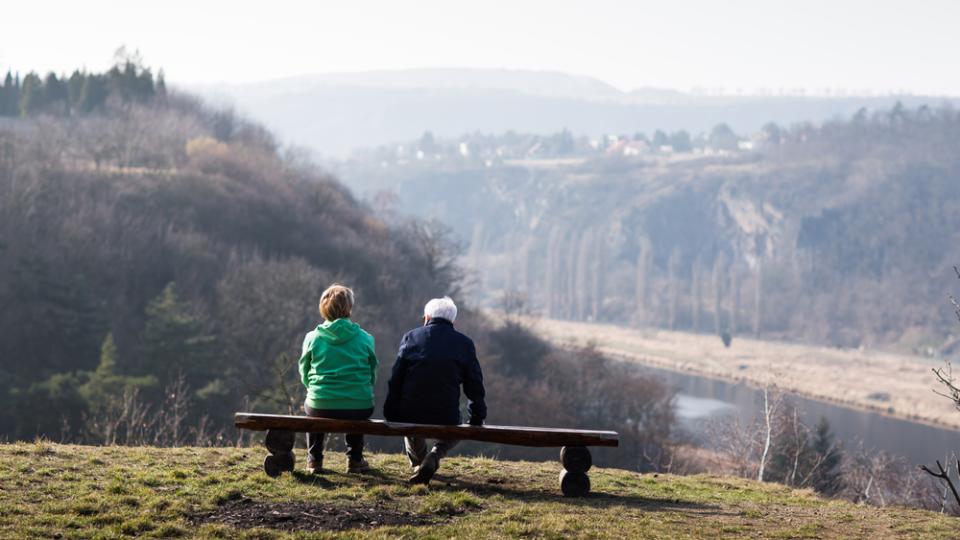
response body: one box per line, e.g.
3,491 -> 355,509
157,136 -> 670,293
424,296 -> 458,322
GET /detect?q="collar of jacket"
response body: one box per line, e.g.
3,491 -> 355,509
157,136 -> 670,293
427,318 -> 454,327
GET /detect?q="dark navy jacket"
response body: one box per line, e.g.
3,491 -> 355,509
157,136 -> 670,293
383,318 -> 487,425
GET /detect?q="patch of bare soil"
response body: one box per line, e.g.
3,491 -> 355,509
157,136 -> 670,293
190,497 -> 433,532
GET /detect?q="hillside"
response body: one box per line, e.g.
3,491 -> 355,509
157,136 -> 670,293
0,78 -> 463,442
0,442 -> 955,539
0,62 -> 680,478
339,105 -> 960,349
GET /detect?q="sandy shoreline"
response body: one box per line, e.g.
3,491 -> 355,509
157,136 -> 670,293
527,317 -> 960,432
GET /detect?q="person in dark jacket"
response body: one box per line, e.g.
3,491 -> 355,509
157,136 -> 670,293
383,296 -> 486,484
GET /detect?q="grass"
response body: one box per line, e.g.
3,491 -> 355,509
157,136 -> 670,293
0,442 -> 955,539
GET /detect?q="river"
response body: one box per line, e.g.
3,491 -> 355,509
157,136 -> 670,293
638,365 -> 960,466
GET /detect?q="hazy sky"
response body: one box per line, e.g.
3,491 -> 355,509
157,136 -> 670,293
3,0 -> 958,95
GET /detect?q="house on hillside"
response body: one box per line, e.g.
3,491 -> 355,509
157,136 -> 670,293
606,139 -> 650,157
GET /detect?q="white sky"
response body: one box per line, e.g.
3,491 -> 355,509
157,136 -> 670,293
2,0 -> 959,95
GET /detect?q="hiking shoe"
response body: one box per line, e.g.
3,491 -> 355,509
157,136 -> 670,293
307,459 -> 324,474
409,451 -> 439,484
347,457 -> 371,474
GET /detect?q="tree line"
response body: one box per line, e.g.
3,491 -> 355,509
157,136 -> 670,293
0,49 -> 164,118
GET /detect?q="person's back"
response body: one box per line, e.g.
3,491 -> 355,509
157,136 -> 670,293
299,284 -> 378,474
384,296 -> 486,484
384,318 -> 484,425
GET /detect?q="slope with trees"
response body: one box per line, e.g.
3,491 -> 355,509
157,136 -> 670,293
0,58 -> 673,473
342,104 -> 960,350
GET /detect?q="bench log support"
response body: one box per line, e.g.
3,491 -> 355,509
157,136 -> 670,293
559,446 -> 592,496
263,429 -> 295,478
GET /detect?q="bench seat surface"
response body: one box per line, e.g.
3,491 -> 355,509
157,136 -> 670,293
235,412 -> 619,448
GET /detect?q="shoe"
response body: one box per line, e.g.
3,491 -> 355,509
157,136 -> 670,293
409,451 -> 439,484
347,457 -> 371,474
307,459 -> 324,474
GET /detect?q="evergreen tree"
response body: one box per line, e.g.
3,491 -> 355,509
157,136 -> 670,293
709,123 -> 740,151
0,72 -> 8,116
78,74 -> 107,113
809,418 -> 844,495
18,72 -> 42,116
10,73 -> 20,116
156,69 -> 167,100
652,129 -> 670,149
670,130 -> 693,152
107,48 -> 155,104
141,283 -> 217,391
43,72 -> 69,115
67,70 -> 85,113
80,333 -> 157,414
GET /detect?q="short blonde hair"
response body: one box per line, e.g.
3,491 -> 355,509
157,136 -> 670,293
319,284 -> 354,321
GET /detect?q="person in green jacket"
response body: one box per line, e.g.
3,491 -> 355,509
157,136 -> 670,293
299,284 -> 378,474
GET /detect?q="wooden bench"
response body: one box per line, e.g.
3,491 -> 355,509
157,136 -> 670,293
234,412 -> 619,497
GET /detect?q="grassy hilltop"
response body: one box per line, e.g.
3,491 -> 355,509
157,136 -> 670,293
0,442 -> 954,539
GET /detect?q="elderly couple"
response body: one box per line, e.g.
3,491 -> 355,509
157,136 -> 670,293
298,284 -> 486,485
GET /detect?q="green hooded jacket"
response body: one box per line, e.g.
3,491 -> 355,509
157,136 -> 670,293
299,318 -> 378,410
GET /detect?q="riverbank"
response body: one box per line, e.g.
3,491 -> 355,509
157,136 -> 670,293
527,317 -> 960,431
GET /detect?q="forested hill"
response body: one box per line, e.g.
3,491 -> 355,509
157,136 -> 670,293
339,105 -> 960,350
0,62 -> 671,475
0,59 -> 465,441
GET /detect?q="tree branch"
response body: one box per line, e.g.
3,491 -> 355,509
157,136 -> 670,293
919,460 -> 960,510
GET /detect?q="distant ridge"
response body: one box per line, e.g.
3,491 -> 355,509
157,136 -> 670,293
192,68 -> 959,156
225,68 -> 628,102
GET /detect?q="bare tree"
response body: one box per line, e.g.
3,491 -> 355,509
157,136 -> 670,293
920,265 -> 960,511
757,384 -> 781,482
691,257 -> 702,333
753,259 -> 764,337
634,237 -> 651,325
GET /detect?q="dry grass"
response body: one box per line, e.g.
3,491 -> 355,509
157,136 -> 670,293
529,317 -> 960,429
0,442 -> 956,539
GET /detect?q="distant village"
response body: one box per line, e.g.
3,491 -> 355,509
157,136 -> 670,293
350,123 -> 781,168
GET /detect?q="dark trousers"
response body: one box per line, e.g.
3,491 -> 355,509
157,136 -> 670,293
304,404 -> 374,464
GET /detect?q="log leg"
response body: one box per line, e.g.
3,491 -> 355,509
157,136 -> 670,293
559,446 -> 591,497
263,429 -> 296,478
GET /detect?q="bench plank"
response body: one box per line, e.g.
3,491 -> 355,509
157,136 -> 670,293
235,413 -> 619,448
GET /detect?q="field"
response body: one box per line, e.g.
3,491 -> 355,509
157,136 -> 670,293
529,318 -> 960,430
1,442 -> 956,539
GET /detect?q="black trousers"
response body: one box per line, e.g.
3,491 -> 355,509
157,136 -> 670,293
303,404 -> 374,463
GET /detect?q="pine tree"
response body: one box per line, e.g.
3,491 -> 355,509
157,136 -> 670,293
43,72 -> 69,115
0,71 -> 15,116
141,283 -> 217,390
156,69 -> 167,100
18,72 -> 42,116
80,333 -> 157,413
78,75 -> 107,113
0,72 -> 8,116
809,418 -> 844,495
66,70 -> 85,114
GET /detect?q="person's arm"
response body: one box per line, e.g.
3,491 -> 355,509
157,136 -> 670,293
298,333 -> 313,389
383,333 -> 411,421
462,339 -> 487,425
